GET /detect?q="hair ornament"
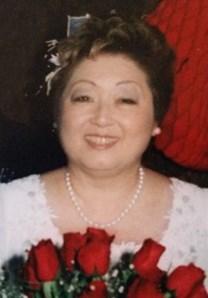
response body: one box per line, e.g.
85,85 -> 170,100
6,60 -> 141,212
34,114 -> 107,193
45,14 -> 90,96
109,9 -> 117,16
67,14 -> 90,37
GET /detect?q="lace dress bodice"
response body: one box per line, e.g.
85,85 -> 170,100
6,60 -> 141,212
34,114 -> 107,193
0,175 -> 208,282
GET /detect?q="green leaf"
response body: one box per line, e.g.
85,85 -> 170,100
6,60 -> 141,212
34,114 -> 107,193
164,292 -> 174,298
43,281 -> 57,298
35,292 -> 44,298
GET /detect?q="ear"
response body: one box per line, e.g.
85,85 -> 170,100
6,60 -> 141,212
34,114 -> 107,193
152,126 -> 161,137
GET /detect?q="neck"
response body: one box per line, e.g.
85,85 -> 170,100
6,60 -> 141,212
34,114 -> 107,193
64,164 -> 144,228
66,163 -> 142,204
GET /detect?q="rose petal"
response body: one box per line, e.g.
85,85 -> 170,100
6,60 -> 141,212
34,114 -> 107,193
167,263 -> 206,298
127,278 -> 164,298
62,232 -> 86,270
78,240 -> 110,275
79,280 -> 108,298
132,239 -> 165,282
32,240 -> 60,281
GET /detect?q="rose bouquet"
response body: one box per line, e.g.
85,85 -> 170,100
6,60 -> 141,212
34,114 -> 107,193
0,228 -> 207,298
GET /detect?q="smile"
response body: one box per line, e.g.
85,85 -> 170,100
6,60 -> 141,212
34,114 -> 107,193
84,135 -> 119,149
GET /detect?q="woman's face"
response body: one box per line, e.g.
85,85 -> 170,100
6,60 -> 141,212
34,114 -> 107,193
59,53 -> 159,173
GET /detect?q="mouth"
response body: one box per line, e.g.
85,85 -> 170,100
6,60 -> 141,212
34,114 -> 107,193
84,135 -> 119,150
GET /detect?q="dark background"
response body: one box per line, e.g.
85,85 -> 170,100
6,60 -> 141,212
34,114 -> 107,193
0,0 -> 207,186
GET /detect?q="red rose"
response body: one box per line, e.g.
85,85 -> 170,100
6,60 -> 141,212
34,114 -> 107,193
24,254 -> 41,290
189,283 -> 208,298
79,280 -> 108,298
85,227 -> 114,242
62,232 -> 86,271
127,278 -> 164,298
132,239 -> 165,282
167,263 -> 206,298
25,240 -> 60,282
77,228 -> 114,276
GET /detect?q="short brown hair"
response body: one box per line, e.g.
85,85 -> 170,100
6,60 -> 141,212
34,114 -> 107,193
51,16 -> 175,123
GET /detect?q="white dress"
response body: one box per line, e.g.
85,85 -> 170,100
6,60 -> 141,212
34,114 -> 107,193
0,175 -> 208,283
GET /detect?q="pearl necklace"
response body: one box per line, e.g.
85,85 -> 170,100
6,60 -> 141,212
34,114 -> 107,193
65,167 -> 144,228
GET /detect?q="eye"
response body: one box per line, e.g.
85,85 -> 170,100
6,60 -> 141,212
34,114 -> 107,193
120,98 -> 138,105
71,95 -> 91,103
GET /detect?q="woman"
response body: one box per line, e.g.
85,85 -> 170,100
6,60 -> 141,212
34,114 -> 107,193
0,16 -> 208,278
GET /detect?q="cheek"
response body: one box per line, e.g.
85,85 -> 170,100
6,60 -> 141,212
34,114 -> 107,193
60,107 -> 83,130
125,113 -> 155,136
59,108 -> 89,149
59,110 -> 74,144
59,120 -> 83,158
60,124 -> 80,147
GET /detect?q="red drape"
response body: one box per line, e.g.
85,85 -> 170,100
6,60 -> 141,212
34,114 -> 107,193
148,0 -> 208,170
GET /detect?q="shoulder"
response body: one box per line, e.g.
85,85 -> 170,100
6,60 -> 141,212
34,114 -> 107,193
171,177 -> 208,195
169,178 -> 208,229
170,177 -> 208,210
0,175 -> 42,217
0,174 -> 41,197
161,178 -> 208,273
0,175 -> 47,222
0,175 -> 62,265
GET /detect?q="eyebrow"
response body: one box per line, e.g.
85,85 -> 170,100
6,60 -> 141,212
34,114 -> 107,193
70,79 -> 96,88
69,79 -> 143,89
116,80 -> 142,87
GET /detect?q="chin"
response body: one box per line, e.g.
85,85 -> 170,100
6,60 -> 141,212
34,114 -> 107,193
80,159 -> 121,173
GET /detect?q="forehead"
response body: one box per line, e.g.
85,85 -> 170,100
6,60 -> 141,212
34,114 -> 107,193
67,53 -> 150,87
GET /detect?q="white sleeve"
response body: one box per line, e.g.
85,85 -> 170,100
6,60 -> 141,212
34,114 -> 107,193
0,184 -> 8,266
0,180 -> 32,265
0,175 -> 62,267
160,178 -> 208,283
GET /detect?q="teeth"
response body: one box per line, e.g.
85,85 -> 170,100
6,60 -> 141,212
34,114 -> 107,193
86,136 -> 116,145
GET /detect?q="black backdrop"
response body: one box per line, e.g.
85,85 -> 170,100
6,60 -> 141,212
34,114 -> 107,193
0,0 -> 207,186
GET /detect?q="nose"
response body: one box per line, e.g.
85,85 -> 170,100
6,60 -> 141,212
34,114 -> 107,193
90,101 -> 114,127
